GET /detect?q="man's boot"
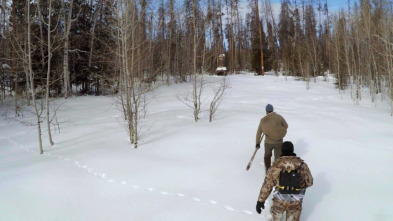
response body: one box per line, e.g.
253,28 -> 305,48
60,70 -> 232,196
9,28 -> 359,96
264,157 -> 271,172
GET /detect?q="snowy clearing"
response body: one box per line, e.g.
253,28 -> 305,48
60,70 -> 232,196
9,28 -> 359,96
0,73 -> 392,221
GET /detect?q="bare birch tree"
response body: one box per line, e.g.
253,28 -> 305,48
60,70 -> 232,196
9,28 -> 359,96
209,76 -> 229,122
192,0 -> 201,122
115,0 -> 155,148
62,0 -> 78,99
27,0 -> 43,154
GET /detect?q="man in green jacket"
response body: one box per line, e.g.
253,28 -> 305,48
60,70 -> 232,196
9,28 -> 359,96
256,104 -> 288,171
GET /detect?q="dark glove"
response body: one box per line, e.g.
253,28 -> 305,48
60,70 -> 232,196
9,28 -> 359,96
256,201 -> 265,214
256,144 -> 260,149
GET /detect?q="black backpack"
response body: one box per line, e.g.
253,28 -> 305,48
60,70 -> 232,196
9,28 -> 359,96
277,163 -> 303,194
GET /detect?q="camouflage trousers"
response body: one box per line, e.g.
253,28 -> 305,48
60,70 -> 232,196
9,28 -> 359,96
270,198 -> 302,221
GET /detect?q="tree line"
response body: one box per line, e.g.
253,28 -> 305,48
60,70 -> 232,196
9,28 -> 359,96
0,0 -> 392,151
1,0 -> 392,107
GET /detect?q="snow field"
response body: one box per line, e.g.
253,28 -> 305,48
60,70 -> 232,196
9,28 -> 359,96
0,73 -> 392,220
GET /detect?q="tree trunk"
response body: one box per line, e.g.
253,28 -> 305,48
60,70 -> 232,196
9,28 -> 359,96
193,0 -> 199,122
28,0 -> 44,154
45,0 -> 54,146
63,0 -> 75,98
236,1 -> 242,71
254,0 -> 264,76
88,0 -> 102,95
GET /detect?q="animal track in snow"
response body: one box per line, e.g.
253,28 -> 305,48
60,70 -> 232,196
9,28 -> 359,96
5,137 -> 265,219
241,210 -> 253,215
224,206 -> 239,213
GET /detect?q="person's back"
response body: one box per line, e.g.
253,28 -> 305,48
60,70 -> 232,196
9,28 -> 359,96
259,156 -> 313,203
260,112 -> 288,144
256,142 -> 313,221
255,104 -> 288,172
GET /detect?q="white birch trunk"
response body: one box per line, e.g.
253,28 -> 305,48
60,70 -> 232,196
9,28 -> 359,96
45,0 -> 54,146
63,0 -> 74,98
28,0 -> 44,154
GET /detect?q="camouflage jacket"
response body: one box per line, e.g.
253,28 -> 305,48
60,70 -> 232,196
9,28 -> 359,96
256,112 -> 288,144
258,156 -> 313,202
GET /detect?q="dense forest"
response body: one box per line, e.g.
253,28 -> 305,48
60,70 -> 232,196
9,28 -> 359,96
0,0 -> 392,151
1,0 -> 392,100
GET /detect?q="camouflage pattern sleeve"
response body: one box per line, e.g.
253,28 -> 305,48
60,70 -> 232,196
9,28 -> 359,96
256,119 -> 263,144
258,167 -> 280,202
300,162 -> 313,188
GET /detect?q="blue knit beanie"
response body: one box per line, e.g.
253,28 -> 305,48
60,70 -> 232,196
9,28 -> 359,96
266,104 -> 273,112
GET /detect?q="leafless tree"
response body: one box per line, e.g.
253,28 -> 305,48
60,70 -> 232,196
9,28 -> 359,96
115,0 -> 156,148
37,0 -> 63,146
209,76 -> 229,122
192,0 -> 202,122
62,0 -> 79,99
177,75 -> 208,122
26,0 -> 43,154
254,0 -> 264,76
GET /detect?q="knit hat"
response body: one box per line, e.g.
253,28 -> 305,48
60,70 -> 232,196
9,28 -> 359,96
281,141 -> 296,156
266,104 -> 274,112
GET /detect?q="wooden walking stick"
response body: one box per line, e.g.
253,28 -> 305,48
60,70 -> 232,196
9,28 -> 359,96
246,134 -> 264,171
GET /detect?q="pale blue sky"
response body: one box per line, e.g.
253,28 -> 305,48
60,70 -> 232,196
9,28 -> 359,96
234,0 -> 361,22
262,0 -> 360,13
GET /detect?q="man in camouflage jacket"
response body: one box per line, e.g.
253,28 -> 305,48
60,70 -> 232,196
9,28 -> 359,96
255,104 -> 288,171
256,141 -> 313,221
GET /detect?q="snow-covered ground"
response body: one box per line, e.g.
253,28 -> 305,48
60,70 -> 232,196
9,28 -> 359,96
1,73 -> 392,221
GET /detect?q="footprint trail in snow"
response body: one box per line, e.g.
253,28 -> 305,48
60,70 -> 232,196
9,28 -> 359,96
5,135 -> 267,219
